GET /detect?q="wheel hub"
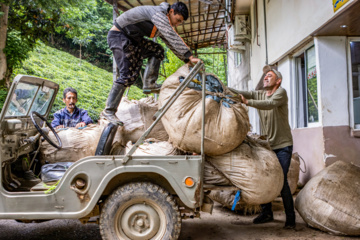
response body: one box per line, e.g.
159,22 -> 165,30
121,203 -> 160,239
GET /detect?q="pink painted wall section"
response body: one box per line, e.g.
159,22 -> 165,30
323,126 -> 360,167
292,127 -> 325,185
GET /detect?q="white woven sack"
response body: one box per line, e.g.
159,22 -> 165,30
40,124 -> 104,164
112,97 -> 168,146
295,161 -> 360,236
206,136 -> 283,205
158,64 -> 250,156
124,139 -> 181,156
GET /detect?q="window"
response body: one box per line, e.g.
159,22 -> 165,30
350,41 -> 360,129
235,52 -> 242,66
295,45 -> 319,127
306,46 -> 319,123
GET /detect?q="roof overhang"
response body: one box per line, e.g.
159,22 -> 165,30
105,0 -> 250,50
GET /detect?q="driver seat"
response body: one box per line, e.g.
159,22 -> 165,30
95,123 -> 119,155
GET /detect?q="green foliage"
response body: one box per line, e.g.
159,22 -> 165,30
0,86 -> 8,112
2,0 -> 90,87
307,76 -> 318,123
4,31 -> 34,70
51,0 -> 113,70
158,39 -> 227,85
12,42 -> 146,122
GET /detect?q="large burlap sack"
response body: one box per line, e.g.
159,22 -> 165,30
205,136 -> 283,205
39,124 -> 104,164
208,190 -> 261,214
109,97 -> 168,146
295,161 -> 360,236
158,65 -> 250,156
288,153 -> 300,194
124,139 -> 183,156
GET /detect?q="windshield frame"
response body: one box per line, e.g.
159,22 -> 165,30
0,75 -> 59,122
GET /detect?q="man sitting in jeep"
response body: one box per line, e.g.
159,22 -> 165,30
51,87 -> 93,129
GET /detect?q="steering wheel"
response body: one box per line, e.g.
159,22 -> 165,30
30,111 -> 62,149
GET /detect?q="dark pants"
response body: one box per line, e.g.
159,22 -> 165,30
107,30 -> 164,87
261,145 -> 295,221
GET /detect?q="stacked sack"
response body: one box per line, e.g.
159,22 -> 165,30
155,65 -> 285,206
158,64 -> 250,156
39,124 -> 104,164
98,96 -> 169,155
206,152 -> 300,211
112,97 -> 169,146
204,136 -> 283,205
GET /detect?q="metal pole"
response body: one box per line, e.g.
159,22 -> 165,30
201,70 -> 206,156
123,62 -> 204,164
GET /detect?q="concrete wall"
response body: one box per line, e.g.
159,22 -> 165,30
229,0 -> 360,184
316,36 -> 349,127
227,42 -> 251,90
292,127 -> 325,185
266,0 -> 354,64
323,126 -> 360,167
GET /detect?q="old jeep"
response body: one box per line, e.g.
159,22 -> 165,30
0,62 -> 218,239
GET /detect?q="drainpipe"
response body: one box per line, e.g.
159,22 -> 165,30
263,0 -> 268,65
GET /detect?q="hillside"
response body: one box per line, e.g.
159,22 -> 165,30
11,42 -> 146,122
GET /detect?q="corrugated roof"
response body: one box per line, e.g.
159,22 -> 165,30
104,0 -> 234,50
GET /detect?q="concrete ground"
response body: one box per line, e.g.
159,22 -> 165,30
180,199 -> 354,240
0,198 -> 355,240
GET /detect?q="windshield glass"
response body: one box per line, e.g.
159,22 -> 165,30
5,82 -> 55,117
30,87 -> 55,115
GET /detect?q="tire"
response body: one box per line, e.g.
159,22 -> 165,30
99,182 -> 181,240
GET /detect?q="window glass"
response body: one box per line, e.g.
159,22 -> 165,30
235,52 -> 242,66
30,87 -> 55,115
6,83 -> 38,117
350,41 -> 360,128
306,46 -> 319,123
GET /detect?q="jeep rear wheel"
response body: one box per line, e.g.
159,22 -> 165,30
99,182 -> 181,240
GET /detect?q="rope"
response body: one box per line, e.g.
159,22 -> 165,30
298,153 -> 307,173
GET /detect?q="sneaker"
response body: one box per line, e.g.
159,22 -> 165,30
253,212 -> 274,224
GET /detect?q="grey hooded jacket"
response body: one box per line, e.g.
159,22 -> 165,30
115,2 -> 192,62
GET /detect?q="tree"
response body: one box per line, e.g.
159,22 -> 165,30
0,0 -> 88,88
0,3 -> 9,87
72,34 -> 94,65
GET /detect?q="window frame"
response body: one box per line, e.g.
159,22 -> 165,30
347,37 -> 360,130
235,52 -> 242,67
292,42 -> 321,128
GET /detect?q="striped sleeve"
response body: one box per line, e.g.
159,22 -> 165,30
151,12 -> 192,62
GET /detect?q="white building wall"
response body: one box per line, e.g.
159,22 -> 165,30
266,0 -> 354,64
315,36 -> 349,127
277,57 -> 294,128
249,0 -> 267,85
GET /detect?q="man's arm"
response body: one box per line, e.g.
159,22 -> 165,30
80,110 -> 93,125
228,87 -> 257,100
243,89 -> 287,110
151,12 -> 192,62
51,111 -> 63,129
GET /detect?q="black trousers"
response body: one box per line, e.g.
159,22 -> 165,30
262,145 -> 295,220
107,30 -> 164,87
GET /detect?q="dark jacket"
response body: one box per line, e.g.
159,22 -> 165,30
115,2 -> 192,62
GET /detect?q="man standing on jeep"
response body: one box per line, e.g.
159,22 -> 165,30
101,2 -> 201,125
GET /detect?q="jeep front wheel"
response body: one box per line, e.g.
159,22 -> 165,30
99,182 -> 181,240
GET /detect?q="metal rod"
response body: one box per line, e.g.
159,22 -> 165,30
153,61 -> 204,120
201,70 -> 206,156
123,62 -> 204,164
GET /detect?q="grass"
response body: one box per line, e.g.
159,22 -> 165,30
12,42 -> 146,122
